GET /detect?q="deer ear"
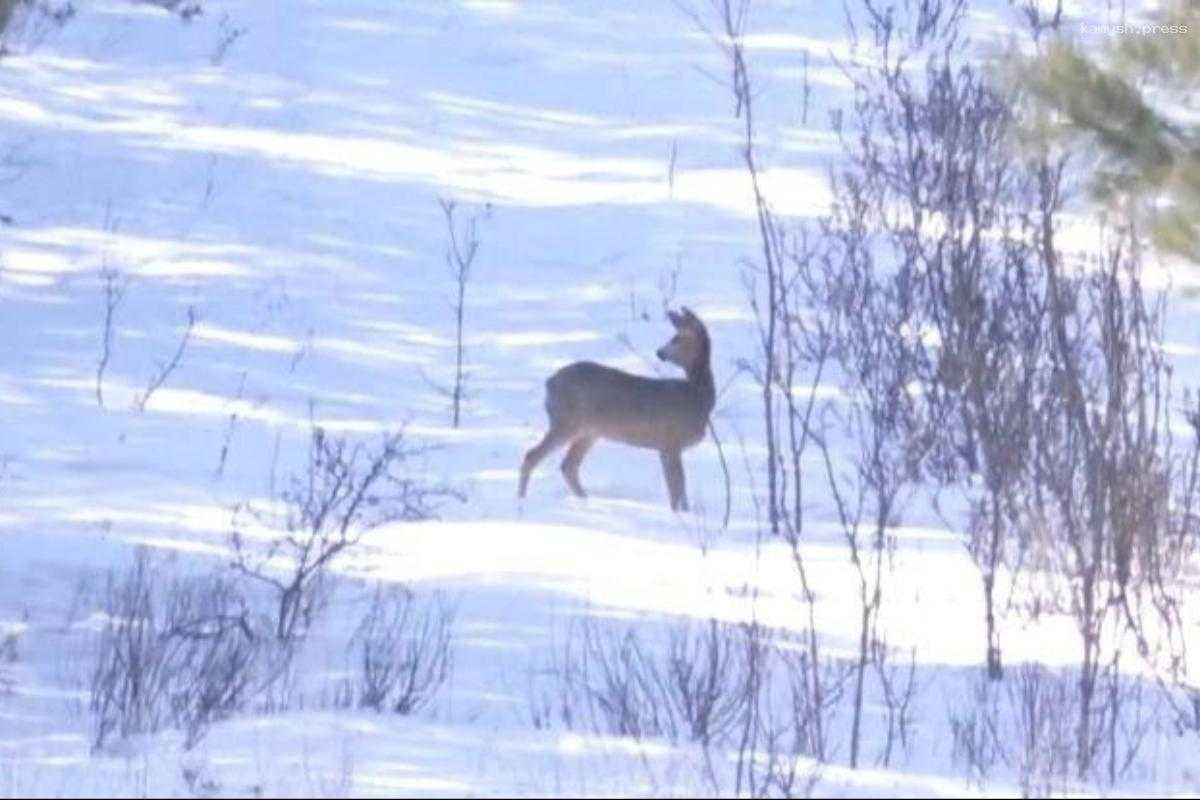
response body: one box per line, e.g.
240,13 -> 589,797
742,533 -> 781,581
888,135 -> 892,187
667,309 -> 683,328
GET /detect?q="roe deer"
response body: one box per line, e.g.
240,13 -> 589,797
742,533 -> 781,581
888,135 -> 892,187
518,307 -> 715,511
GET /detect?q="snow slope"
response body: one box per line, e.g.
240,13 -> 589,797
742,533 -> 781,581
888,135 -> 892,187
1,0 -> 1198,796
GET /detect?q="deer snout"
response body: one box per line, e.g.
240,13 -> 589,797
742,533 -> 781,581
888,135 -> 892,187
656,346 -> 669,361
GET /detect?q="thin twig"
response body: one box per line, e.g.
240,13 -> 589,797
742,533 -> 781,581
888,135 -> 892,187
135,305 -> 197,412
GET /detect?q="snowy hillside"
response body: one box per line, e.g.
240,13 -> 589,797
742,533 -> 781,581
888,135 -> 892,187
1,0 -> 1198,797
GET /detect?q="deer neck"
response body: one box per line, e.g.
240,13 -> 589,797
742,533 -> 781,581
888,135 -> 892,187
685,356 -> 716,413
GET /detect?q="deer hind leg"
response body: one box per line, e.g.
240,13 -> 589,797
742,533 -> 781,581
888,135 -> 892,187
560,436 -> 595,498
659,449 -> 689,511
519,426 -> 572,498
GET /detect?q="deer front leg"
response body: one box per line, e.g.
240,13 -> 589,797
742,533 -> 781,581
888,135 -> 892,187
659,449 -> 688,511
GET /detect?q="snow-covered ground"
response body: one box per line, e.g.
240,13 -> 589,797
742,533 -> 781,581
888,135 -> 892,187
1,1 -> 1198,796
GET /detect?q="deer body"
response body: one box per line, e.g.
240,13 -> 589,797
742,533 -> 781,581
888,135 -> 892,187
518,308 -> 714,511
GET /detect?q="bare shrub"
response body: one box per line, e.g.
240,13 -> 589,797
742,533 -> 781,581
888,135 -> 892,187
1008,663 -> 1078,796
778,640 -> 847,760
567,620 -> 682,742
157,576 -> 268,746
873,644 -> 919,768
209,13 -> 245,65
946,665 -> 1076,795
753,636 -> 848,797
826,0 -> 1050,683
95,265 -> 127,409
90,550 -> 268,750
824,0 -> 1199,783
94,252 -> 197,413
684,0 -> 788,537
1018,222 -> 1198,780
948,677 -> 1005,787
230,424 -> 456,642
806,160 -> 933,768
339,585 -> 454,716
950,663 -> 1159,795
689,0 -> 1197,787
532,614 -> 845,796
1097,662 -> 1158,786
543,616 -> 753,748
90,551 -> 182,748
437,198 -> 487,429
661,618 -> 754,747
688,3 -> 841,786
133,305 -> 197,412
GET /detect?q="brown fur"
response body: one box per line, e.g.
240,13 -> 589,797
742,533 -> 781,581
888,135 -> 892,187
518,307 -> 716,510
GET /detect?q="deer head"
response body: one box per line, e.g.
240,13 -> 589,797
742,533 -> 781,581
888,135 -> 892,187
656,307 -> 708,372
